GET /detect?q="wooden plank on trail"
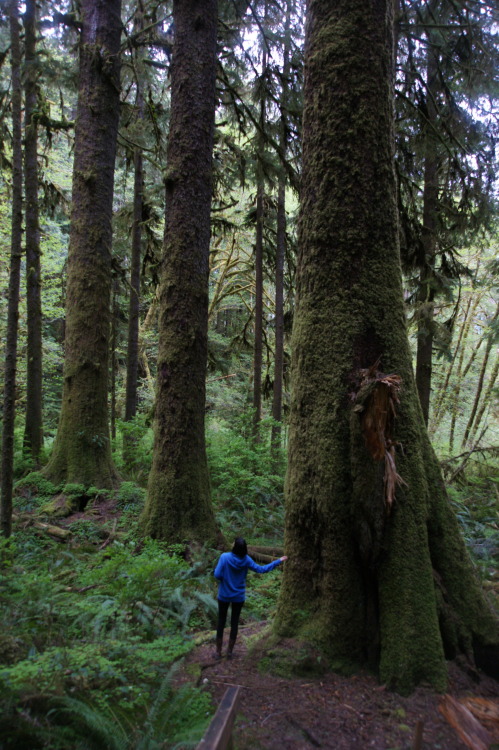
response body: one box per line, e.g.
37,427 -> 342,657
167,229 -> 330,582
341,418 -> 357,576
439,695 -> 494,750
196,685 -> 241,750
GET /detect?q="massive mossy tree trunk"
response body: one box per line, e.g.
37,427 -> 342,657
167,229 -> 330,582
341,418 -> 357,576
1,0 -> 23,538
23,0 -> 43,463
275,0 -> 499,694
44,0 -> 122,488
141,0 -> 220,544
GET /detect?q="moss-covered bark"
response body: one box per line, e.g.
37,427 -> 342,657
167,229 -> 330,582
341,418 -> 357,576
140,0 -> 220,545
43,0 -> 122,489
1,0 -> 23,538
274,0 -> 499,694
23,0 -> 43,463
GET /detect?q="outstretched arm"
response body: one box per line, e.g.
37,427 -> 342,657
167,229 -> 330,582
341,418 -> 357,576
247,555 -> 288,574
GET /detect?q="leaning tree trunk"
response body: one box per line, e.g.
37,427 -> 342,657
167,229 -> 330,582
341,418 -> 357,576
275,0 -> 499,694
1,0 -> 23,538
43,0 -> 122,488
23,0 -> 43,463
141,0 -> 220,545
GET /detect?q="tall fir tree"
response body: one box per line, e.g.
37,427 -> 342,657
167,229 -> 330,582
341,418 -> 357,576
141,0 -> 220,544
44,0 -> 122,487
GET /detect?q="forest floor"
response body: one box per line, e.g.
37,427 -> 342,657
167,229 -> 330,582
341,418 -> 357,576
178,621 -> 499,750
15,494 -> 499,748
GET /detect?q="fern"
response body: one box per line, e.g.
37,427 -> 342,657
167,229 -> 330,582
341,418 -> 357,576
53,695 -> 130,750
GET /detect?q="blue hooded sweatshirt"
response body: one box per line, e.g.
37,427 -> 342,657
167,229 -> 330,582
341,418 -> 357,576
214,551 -> 283,602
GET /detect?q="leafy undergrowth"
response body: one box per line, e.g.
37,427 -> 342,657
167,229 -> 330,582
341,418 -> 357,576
1,465 -> 498,748
0,472 -> 287,749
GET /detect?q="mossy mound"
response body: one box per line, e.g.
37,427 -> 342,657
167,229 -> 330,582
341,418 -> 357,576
256,637 -> 327,679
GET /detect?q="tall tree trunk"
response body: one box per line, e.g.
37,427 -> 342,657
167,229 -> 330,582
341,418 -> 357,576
1,0 -> 23,538
252,6 -> 268,443
23,0 -> 43,462
124,144 -> 143,425
275,0 -> 498,694
271,0 -> 292,464
124,4 -> 145,451
415,29 -> 439,426
43,0 -> 122,488
141,0 -> 220,545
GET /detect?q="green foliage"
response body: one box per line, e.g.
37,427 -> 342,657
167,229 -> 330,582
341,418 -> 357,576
117,481 -> 147,508
0,534 -> 216,749
113,415 -> 154,483
62,483 -> 87,498
0,667 -> 212,750
69,519 -> 103,544
207,413 -> 284,516
14,471 -> 60,503
449,478 -> 499,582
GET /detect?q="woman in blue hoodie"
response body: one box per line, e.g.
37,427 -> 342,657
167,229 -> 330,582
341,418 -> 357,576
213,537 -> 288,659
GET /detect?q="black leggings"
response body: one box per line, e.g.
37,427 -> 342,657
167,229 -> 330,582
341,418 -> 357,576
216,600 -> 244,640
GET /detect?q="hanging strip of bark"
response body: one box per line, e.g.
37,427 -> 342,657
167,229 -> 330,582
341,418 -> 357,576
353,362 -> 404,513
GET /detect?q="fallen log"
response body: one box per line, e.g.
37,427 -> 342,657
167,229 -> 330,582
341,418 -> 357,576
247,544 -> 284,557
247,547 -> 279,565
32,521 -> 71,540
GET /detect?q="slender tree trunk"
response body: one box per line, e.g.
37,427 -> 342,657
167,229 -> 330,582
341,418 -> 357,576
124,142 -> 143,427
124,5 -> 145,450
275,0 -> 498,694
429,293 -> 474,436
1,0 -> 23,538
449,301 -> 496,452
252,7 -> 268,442
43,0 -> 122,488
110,281 -> 118,441
271,181 -> 285,460
468,356 -> 499,447
141,0 -> 220,545
23,0 -> 43,462
415,30 -> 439,426
461,302 -> 499,448
271,0 -> 292,464
253,181 -> 264,440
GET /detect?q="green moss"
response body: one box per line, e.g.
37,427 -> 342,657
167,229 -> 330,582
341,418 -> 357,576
257,642 -> 326,679
39,494 -> 76,518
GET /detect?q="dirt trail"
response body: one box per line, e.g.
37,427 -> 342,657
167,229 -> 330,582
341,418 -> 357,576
182,622 -> 499,750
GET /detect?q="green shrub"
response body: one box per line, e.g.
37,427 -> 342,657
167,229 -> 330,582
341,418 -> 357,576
14,472 -> 60,510
116,481 -> 146,508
